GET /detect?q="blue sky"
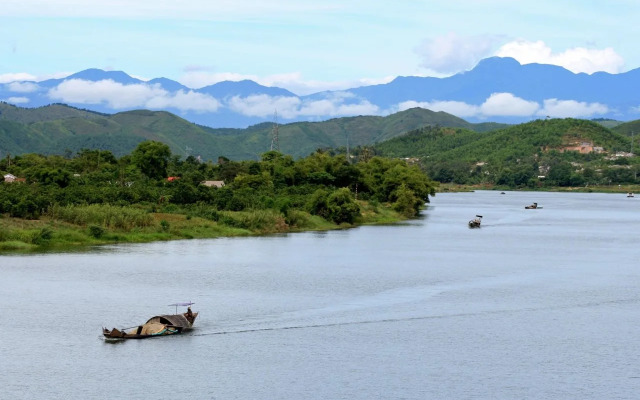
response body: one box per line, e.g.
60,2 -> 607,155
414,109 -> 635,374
0,1 -> 638,124
1,0 -> 637,94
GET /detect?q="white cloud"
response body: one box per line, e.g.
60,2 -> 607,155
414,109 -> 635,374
227,95 -> 302,118
4,96 -> 30,104
538,99 -> 609,118
0,71 -> 70,84
0,72 -> 38,84
393,93 -> 608,120
227,93 -> 379,119
47,79 -> 220,112
480,93 -> 540,116
415,32 -> 503,74
496,40 -> 625,74
145,90 -> 221,113
6,82 -> 40,93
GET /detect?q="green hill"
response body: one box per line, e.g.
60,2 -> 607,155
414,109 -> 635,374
0,104 -> 508,160
0,102 -> 105,124
374,118 -> 637,187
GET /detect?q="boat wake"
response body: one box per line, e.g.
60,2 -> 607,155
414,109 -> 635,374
191,297 -> 640,337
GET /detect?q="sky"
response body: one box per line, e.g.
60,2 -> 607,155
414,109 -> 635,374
1,0 -> 639,122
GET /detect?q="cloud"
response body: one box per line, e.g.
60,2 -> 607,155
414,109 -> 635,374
4,96 -> 30,104
227,93 -> 379,119
47,79 -> 220,112
480,93 -> 540,116
146,90 -> 222,113
538,99 -> 609,118
415,32 -> 503,75
6,82 -> 40,93
394,93 -> 608,120
496,40 -> 625,74
0,72 -> 39,84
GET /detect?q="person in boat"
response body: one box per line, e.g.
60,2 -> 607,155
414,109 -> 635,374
186,306 -> 194,323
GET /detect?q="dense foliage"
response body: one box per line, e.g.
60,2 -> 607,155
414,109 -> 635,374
372,119 -> 639,188
0,142 -> 437,229
0,102 -> 506,161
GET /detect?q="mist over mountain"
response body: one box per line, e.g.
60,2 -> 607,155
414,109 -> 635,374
2,57 -> 639,128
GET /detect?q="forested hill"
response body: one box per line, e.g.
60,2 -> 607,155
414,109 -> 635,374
0,102 -> 506,160
373,118 -> 638,187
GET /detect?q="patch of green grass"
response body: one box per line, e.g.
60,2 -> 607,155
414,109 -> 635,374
0,201 -> 409,253
0,241 -> 36,251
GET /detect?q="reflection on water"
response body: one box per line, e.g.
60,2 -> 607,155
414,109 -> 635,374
1,191 -> 640,399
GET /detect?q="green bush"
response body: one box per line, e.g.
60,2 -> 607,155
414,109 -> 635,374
88,225 -> 105,238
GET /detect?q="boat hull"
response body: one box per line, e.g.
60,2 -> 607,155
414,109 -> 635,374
103,311 -> 198,340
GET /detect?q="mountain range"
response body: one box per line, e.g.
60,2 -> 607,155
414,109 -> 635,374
2,57 -> 640,128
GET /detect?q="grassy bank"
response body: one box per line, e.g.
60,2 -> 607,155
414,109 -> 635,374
0,200 -> 408,253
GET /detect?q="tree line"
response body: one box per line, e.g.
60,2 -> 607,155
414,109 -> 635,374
0,141 -> 437,225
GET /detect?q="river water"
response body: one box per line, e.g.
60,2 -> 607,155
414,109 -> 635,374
1,191 -> 639,399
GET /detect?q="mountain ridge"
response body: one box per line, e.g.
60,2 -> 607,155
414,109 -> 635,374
2,57 -> 640,128
1,102 -> 502,160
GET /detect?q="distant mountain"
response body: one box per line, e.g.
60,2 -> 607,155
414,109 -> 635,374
0,102 -> 502,160
2,57 -> 640,128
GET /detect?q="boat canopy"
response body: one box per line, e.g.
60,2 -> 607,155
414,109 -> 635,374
145,314 -> 191,328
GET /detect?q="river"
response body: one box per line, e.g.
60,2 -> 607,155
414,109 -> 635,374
1,190 -> 639,399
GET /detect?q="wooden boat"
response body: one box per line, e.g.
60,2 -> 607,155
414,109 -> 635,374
525,202 -> 538,209
468,215 -> 482,228
103,302 -> 198,340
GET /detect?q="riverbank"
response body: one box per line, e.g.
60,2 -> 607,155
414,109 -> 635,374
438,182 -> 640,194
0,200 -> 406,253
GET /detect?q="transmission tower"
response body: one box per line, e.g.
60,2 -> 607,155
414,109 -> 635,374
270,110 -> 280,151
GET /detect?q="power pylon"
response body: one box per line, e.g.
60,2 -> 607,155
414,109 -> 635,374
270,110 -> 280,152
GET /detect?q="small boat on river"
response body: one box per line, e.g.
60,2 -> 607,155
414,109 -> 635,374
468,215 -> 482,228
628,192 -> 634,198
103,302 -> 198,340
525,202 -> 540,209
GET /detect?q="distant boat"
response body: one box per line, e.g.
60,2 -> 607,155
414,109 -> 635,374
103,302 -> 198,340
627,192 -> 634,198
525,202 -> 540,209
468,215 -> 482,228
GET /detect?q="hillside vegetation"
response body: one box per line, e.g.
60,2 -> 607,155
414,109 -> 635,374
0,102 -> 507,160
372,118 -> 638,188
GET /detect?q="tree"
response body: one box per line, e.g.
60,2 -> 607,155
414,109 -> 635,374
131,141 -> 171,180
326,188 -> 360,224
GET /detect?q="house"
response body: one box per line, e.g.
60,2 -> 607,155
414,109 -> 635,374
3,173 -> 17,182
200,180 -> 225,188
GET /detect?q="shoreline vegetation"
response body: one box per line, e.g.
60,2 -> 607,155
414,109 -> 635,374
3,183 -> 637,254
0,199 -> 407,253
0,142 -> 437,253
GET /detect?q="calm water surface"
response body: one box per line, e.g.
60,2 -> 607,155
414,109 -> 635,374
1,191 -> 639,399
